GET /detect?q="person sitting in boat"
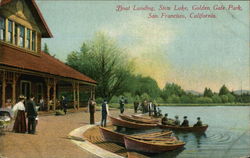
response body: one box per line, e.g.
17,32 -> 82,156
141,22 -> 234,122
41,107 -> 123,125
161,113 -> 169,125
181,116 -> 189,127
193,117 -> 202,126
174,115 -> 180,126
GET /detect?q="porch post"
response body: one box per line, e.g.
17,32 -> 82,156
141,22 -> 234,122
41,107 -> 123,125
2,72 -> 6,108
53,79 -> 57,111
72,82 -> 76,109
77,82 -> 80,109
12,73 -> 16,104
47,80 -> 51,111
92,86 -> 96,100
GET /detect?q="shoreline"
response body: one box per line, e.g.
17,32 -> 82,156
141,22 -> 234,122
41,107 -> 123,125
107,103 -> 250,109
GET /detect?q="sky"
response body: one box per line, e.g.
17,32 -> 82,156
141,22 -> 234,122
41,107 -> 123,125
36,1 -> 249,92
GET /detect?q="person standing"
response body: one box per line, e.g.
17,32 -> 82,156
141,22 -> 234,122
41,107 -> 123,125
88,98 -> 96,124
61,96 -> 67,115
26,95 -> 38,134
142,100 -> 148,114
148,101 -> 153,116
39,97 -> 44,111
12,95 -> 26,133
101,100 -> 109,127
133,100 -> 139,113
119,96 -> 125,114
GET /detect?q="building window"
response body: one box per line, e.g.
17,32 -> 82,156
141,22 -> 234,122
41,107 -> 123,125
26,29 -> 31,49
0,17 -> 5,41
19,25 -> 24,47
32,31 -> 36,51
7,20 -> 13,43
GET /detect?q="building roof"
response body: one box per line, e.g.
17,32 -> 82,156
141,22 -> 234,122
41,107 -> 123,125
0,0 -> 53,38
0,44 -> 97,84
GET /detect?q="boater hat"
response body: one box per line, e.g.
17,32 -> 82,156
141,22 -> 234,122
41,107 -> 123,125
19,95 -> 26,99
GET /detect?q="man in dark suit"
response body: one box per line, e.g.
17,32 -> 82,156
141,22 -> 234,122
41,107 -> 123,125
26,95 -> 37,134
181,116 -> 189,127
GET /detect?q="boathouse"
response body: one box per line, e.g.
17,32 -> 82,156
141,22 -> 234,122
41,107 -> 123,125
0,0 -> 97,110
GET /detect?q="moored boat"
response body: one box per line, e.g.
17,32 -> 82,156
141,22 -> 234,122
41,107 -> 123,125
124,136 -> 185,153
158,124 -> 208,133
99,126 -> 173,144
109,116 -> 157,129
119,114 -> 159,124
132,114 -> 161,121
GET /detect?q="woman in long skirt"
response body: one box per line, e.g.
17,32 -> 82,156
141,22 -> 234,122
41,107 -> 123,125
12,96 -> 26,133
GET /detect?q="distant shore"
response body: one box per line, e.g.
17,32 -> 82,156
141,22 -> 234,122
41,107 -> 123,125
106,103 -> 250,109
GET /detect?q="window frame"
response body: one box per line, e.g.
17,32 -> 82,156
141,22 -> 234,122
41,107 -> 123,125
0,16 -> 5,41
7,19 -> 13,43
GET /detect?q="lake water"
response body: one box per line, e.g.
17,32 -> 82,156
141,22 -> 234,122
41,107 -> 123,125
152,106 -> 250,158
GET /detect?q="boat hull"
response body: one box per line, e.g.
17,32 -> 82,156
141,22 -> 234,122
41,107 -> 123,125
158,124 -> 208,133
124,136 -> 185,153
109,116 -> 157,129
119,114 -> 159,124
99,126 -> 125,144
99,126 -> 173,144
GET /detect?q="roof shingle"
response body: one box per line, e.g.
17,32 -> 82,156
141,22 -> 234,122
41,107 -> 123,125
0,44 -> 97,84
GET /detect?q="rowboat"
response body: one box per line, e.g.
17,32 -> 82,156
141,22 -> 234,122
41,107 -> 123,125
158,124 -> 208,133
124,136 -> 185,153
99,126 -> 173,144
131,114 -> 160,121
109,116 -> 157,129
119,114 -> 159,124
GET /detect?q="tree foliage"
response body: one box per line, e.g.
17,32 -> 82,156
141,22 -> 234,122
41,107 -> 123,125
43,43 -> 50,55
219,85 -> 230,96
161,83 -> 185,101
204,87 -> 213,97
67,32 -> 132,100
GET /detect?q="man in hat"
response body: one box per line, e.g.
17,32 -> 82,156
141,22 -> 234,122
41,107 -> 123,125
88,98 -> 96,124
181,116 -> 189,127
174,115 -> 180,126
101,100 -> 109,127
26,95 -> 38,134
60,96 -> 67,115
148,101 -> 153,116
194,117 -> 202,126
119,96 -> 125,114
161,113 -> 169,125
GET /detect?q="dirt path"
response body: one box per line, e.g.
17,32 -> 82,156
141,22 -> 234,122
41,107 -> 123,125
0,108 -> 129,158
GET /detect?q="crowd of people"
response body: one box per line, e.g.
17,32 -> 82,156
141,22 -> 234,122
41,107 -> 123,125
161,113 -> 203,127
3,95 -> 68,134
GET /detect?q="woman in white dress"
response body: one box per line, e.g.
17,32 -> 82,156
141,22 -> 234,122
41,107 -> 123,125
12,95 -> 26,133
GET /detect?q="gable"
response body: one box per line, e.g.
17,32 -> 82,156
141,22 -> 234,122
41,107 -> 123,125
0,0 -> 52,38
0,0 -> 40,33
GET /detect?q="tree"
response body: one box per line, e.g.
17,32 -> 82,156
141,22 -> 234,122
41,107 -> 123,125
226,93 -> 235,103
203,87 -> 213,97
161,83 -> 185,101
43,43 -> 50,55
212,95 -> 222,103
66,32 -> 133,100
167,95 -> 181,103
219,85 -> 230,96
220,95 -> 229,103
